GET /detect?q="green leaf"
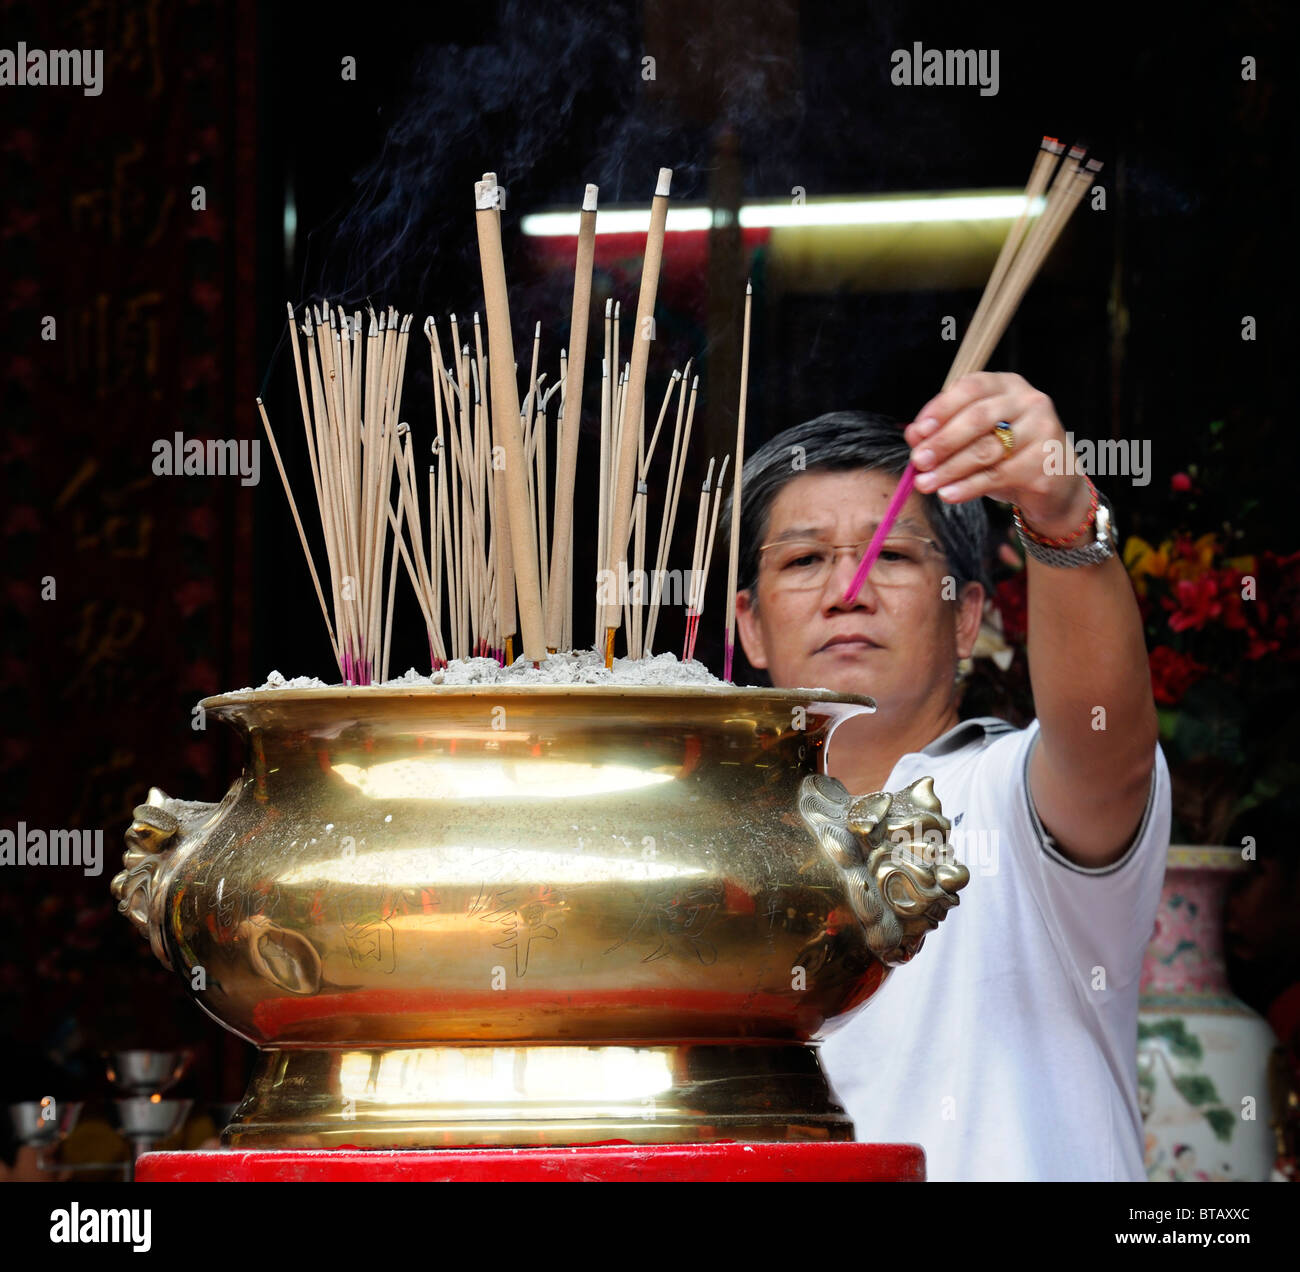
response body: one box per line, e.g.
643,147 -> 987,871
1157,709 -> 1180,743
1209,420 -> 1225,435
1173,1073 -> 1221,1107
1204,1106 -> 1236,1142
1138,1018 -> 1204,1061
1171,680 -> 1246,766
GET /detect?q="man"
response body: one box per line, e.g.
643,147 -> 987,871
732,373 -> 1170,1181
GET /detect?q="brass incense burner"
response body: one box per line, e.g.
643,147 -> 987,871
112,686 -> 967,1147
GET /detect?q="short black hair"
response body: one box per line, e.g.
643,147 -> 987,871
725,410 -> 991,596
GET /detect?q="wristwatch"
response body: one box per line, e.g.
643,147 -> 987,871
1015,493 -> 1118,568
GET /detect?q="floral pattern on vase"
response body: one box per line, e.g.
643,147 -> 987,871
1138,846 -> 1277,1182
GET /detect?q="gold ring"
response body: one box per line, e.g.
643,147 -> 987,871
994,422 -> 1015,456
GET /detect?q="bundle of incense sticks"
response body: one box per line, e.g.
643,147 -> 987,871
259,302 -> 436,686
260,169 -> 744,679
841,136 -> 1100,604
683,453 -> 729,662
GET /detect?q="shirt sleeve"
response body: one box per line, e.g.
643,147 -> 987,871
979,718 -> 1171,995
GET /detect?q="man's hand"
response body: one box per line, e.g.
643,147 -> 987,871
904,371 -> 1158,870
903,371 -> 1092,540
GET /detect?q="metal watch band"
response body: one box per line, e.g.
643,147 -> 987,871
1016,499 -> 1117,568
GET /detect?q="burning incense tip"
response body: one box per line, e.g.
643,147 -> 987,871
655,167 -> 673,197
746,279 -> 752,295
605,298 -> 612,317
583,184 -> 599,211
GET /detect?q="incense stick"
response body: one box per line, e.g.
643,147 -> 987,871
603,168 -> 672,663
843,139 -> 1097,606
594,343 -> 611,643
475,176 -> 546,662
645,369 -> 697,655
547,185 -> 598,649
683,458 -> 715,662
256,397 -> 342,672
966,153 -> 1098,373
689,454 -> 730,661
723,279 -> 753,682
949,136 -> 1062,379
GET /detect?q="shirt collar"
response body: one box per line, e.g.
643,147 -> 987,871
918,715 -> 1017,757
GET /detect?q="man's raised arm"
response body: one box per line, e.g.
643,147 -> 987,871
905,372 -> 1158,868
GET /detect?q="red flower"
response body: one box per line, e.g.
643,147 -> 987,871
1170,472 -> 1193,492
1246,631 -> 1280,661
993,574 -> 1028,645
1245,550 -> 1300,659
1165,576 -> 1222,632
1149,645 -> 1208,706
1217,569 -> 1249,630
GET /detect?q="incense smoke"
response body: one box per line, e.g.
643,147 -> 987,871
310,0 -> 810,309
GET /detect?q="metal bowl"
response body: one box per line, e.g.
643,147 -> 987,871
7,1099 -> 83,1147
103,1049 -> 192,1096
112,686 -> 966,1146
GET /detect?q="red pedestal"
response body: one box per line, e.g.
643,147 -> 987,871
135,1142 -> 925,1182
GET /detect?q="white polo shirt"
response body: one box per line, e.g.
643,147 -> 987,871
817,715 -> 1170,1182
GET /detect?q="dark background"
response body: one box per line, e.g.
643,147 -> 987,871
0,0 -> 1294,1126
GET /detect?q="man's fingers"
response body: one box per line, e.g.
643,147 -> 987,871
909,372 -> 1021,436
915,410 -> 1048,495
911,392 -> 1031,482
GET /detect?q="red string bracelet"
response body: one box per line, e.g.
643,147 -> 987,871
1014,476 -> 1099,548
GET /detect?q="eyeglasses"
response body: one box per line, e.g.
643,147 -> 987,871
757,535 -> 945,593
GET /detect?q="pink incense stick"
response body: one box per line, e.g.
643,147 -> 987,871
843,464 -> 917,604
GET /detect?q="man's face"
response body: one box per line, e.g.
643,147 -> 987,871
734,469 -> 983,716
